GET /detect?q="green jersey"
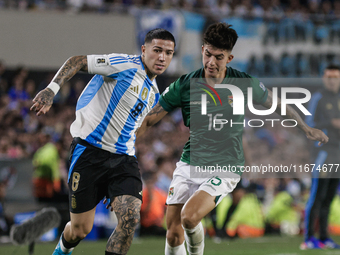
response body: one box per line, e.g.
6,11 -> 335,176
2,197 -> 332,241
159,67 -> 268,175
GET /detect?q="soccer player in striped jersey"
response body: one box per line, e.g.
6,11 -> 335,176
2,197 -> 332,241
137,23 -> 328,255
30,28 -> 175,255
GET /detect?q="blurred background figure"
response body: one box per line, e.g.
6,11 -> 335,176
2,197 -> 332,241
32,132 -> 62,203
0,167 -> 17,240
140,171 -> 167,237
32,131 -> 69,235
301,64 -> 340,250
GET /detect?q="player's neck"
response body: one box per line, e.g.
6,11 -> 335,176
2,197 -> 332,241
203,73 -> 225,87
142,59 -> 156,81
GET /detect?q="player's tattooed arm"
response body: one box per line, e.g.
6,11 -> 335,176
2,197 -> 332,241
31,56 -> 87,116
52,55 -> 88,86
136,102 -> 168,138
106,195 -> 141,254
262,89 -> 329,145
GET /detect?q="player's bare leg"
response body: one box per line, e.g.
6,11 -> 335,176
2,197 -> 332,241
106,195 -> 141,255
165,204 -> 186,255
181,190 -> 216,255
53,207 -> 96,255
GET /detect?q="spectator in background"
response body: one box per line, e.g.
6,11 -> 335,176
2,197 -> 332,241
140,171 -> 167,236
234,0 -> 264,19
32,132 -> 61,203
24,79 -> 36,99
8,75 -> 29,104
155,156 -> 175,193
0,167 -> 17,238
301,64 -> 340,250
67,80 -> 85,105
0,60 -> 7,98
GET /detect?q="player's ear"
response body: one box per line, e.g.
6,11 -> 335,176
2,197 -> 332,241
227,54 -> 234,63
141,45 -> 146,56
201,45 -> 204,55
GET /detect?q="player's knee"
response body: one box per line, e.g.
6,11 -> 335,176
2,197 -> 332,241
181,210 -> 199,229
166,229 -> 184,247
71,223 -> 93,240
121,211 -> 140,230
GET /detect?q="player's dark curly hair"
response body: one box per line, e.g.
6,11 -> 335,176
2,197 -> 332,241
326,64 -> 340,71
203,22 -> 238,51
144,28 -> 176,48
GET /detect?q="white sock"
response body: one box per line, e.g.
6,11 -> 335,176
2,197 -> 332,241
183,222 -> 204,255
165,240 -> 186,255
58,235 -> 75,253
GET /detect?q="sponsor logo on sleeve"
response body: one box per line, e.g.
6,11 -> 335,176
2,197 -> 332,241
95,57 -> 107,66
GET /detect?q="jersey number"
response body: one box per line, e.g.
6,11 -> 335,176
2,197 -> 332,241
72,172 -> 80,191
131,102 -> 144,118
207,177 -> 222,186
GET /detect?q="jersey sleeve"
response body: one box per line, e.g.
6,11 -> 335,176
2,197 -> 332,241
87,53 -> 128,76
159,78 -> 182,112
251,79 -> 268,104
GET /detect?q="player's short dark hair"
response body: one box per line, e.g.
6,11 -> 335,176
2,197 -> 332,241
203,22 -> 238,51
144,28 -> 176,48
325,64 -> 340,71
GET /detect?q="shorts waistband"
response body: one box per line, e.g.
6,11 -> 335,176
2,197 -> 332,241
73,137 -> 101,150
73,137 -> 135,159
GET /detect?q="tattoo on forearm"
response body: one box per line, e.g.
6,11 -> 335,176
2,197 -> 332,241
147,103 -> 165,116
106,195 -> 141,254
53,56 -> 87,86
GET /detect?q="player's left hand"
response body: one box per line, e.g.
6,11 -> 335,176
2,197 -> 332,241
305,127 -> 329,146
103,197 -> 114,212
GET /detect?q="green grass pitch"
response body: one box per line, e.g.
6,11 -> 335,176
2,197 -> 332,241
1,236 -> 340,255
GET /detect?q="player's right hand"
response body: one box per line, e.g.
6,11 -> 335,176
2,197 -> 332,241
30,88 -> 55,116
306,127 -> 329,146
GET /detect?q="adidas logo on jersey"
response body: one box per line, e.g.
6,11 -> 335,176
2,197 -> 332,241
130,86 -> 139,94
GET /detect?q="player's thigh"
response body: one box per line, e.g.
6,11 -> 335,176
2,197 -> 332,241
181,176 -> 241,226
181,190 -> 216,227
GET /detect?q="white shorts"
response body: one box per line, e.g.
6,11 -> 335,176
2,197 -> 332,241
166,161 -> 241,206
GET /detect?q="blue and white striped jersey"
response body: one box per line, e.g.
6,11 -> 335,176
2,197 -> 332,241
70,53 -> 159,156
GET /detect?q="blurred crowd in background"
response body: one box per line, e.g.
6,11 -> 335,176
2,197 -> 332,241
0,0 -> 339,21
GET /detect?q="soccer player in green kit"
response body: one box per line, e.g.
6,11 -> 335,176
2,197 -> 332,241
137,22 -> 328,255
